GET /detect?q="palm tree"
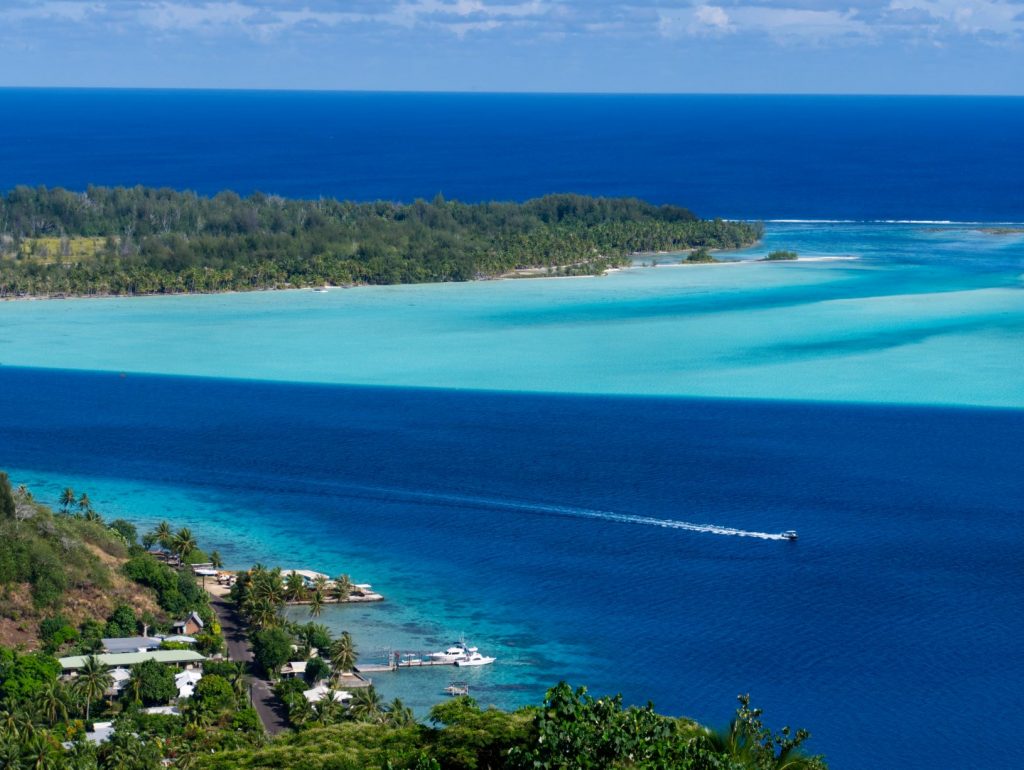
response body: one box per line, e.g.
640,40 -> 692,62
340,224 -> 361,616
245,598 -> 280,630
210,550 -> 223,569
154,520 -> 173,548
284,571 -> 308,602
287,695 -> 314,727
697,696 -> 827,770
59,487 -> 76,513
84,509 -> 102,524
349,686 -> 384,723
313,574 -> 329,593
77,493 -> 92,514
330,632 -> 356,677
385,697 -> 415,727
331,574 -> 352,603
126,663 -> 146,705
74,655 -> 112,724
223,661 -> 248,700
20,731 -> 62,770
171,527 -> 197,564
308,590 -> 325,618
38,679 -> 70,725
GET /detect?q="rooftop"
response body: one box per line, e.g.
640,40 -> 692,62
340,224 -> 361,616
59,650 -> 205,670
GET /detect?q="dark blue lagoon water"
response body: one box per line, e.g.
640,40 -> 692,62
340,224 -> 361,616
1,89 -> 1024,221
2,367 -> 1023,770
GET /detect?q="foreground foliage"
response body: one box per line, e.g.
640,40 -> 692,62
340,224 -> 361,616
0,186 -> 762,296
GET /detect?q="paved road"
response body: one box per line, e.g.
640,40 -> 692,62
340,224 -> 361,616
210,597 -> 289,736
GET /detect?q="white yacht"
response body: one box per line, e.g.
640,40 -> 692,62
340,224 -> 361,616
454,651 -> 496,667
427,642 -> 475,663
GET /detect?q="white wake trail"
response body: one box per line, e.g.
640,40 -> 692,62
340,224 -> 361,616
334,481 -> 789,541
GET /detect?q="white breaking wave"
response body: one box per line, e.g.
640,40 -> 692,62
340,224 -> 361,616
767,218 -> 1024,226
330,481 -> 789,541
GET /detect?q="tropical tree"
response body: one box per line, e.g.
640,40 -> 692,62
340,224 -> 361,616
386,697 -> 416,727
77,493 -> 92,514
73,655 -> 112,724
331,574 -> 352,603
330,632 -> 356,677
696,694 -> 828,770
171,527 -> 197,563
308,590 -> 325,618
19,730 -> 62,770
154,521 -> 173,548
349,685 -> 384,723
126,660 -> 176,706
284,571 -> 308,603
38,679 -> 70,725
210,550 -> 223,569
59,487 -> 76,513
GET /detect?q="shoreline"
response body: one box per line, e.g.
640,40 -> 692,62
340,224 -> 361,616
0,253 -> 872,305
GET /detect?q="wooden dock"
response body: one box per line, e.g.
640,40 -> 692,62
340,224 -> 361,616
355,659 -> 459,673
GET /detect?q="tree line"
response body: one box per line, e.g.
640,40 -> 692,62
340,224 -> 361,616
0,186 -> 763,297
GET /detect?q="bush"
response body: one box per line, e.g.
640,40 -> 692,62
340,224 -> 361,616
194,674 -> 236,714
251,627 -> 293,678
128,659 -> 177,706
108,519 -> 139,546
39,614 -> 78,653
0,647 -> 60,702
105,603 -> 138,637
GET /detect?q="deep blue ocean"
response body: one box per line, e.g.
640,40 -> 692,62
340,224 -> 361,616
2,368 -> 1022,770
2,90 -> 1024,770
1,89 -> 1024,221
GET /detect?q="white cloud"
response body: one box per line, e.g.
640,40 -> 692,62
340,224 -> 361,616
0,0 -> 1021,45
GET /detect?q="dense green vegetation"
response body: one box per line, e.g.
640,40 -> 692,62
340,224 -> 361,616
764,250 -> 798,261
685,247 -> 720,263
0,186 -> 762,296
0,481 -> 128,611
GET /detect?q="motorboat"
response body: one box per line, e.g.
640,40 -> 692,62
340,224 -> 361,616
454,651 -> 496,667
427,643 -> 474,663
781,530 -> 799,541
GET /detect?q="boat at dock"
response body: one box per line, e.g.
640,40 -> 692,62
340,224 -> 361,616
427,642 -> 475,663
454,651 -> 496,667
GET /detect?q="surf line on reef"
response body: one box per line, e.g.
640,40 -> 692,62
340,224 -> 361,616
315,480 -> 791,541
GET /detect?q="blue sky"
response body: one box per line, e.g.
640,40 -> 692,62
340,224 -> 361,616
2,1 -> 1023,93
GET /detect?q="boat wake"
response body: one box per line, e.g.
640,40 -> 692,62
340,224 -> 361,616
327,481 -> 790,541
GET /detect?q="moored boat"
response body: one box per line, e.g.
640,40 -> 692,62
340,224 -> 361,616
454,651 -> 496,667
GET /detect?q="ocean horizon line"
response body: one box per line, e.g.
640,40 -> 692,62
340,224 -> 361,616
4,85 -> 1024,99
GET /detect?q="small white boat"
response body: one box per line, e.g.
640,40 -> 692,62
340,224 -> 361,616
781,530 -> 799,541
312,288 -> 329,293
454,651 -> 496,667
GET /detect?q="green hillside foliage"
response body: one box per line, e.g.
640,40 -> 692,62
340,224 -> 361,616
0,487 -> 124,609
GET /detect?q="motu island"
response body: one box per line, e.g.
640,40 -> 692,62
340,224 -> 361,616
0,187 -> 762,298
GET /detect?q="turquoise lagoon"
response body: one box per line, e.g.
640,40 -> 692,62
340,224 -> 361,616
2,223 -> 1023,407
2,222 -> 1024,770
